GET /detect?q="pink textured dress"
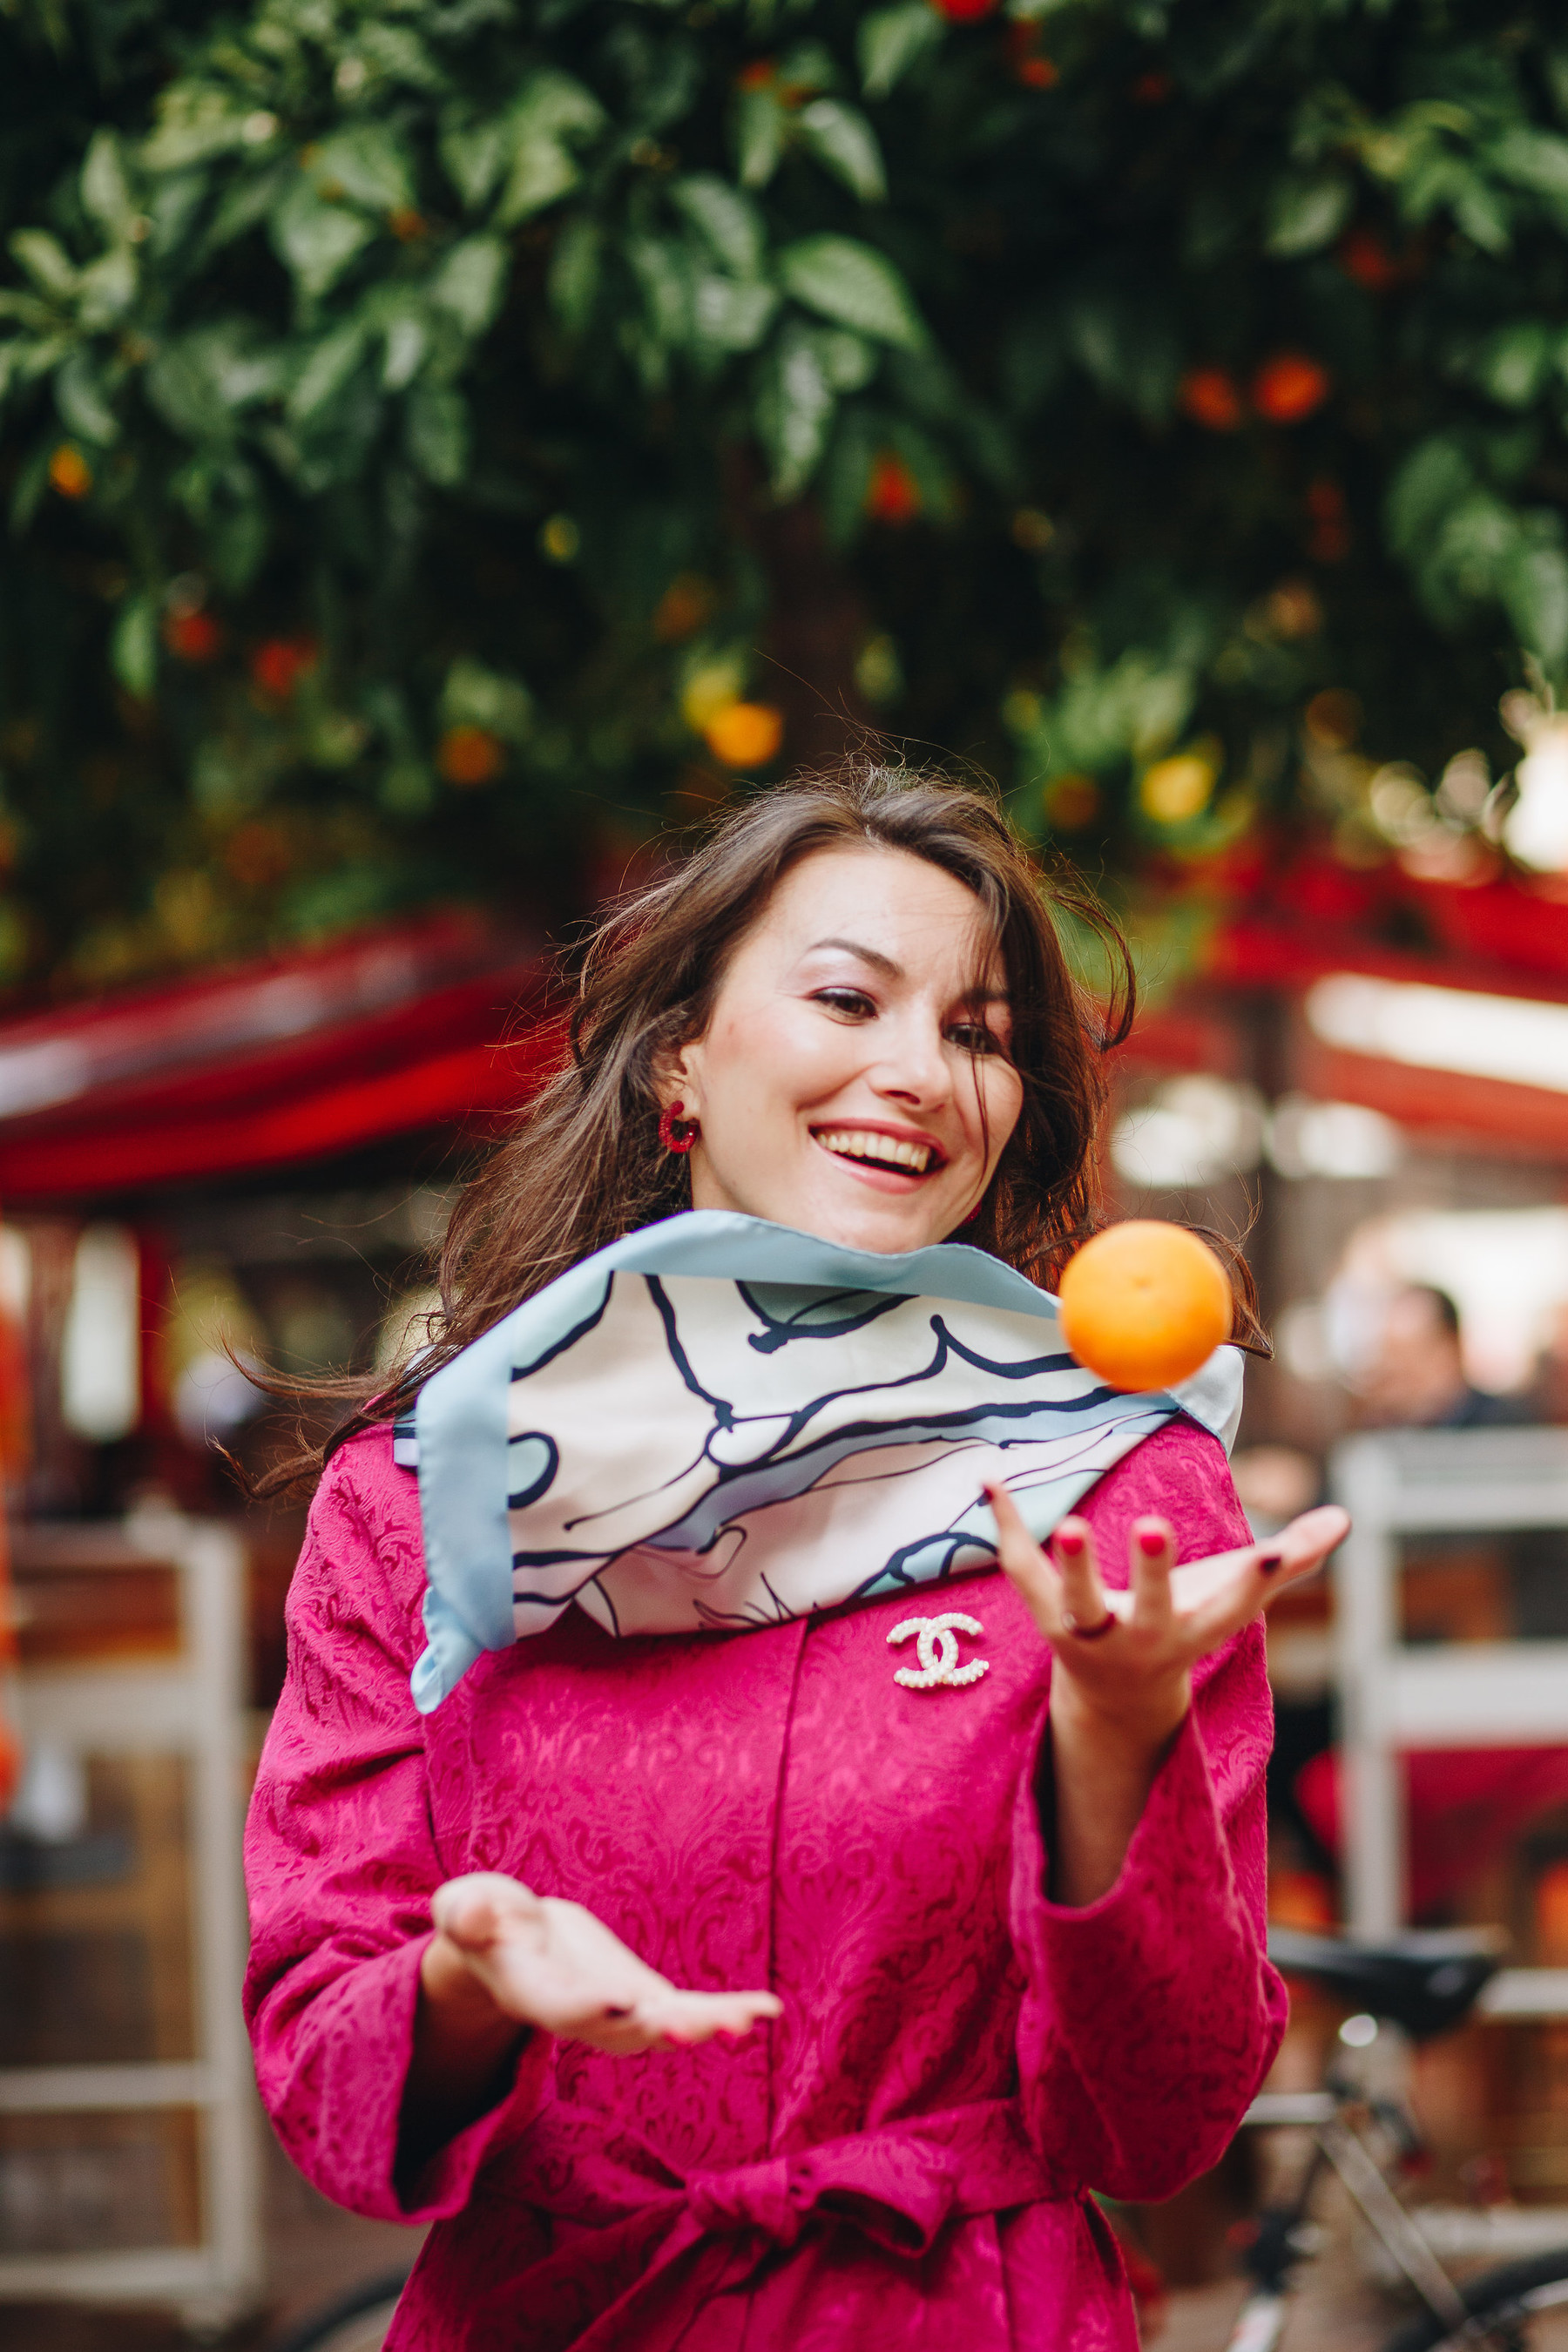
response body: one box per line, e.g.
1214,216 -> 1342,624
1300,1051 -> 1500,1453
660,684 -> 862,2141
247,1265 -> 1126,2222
245,1417 -> 1284,2350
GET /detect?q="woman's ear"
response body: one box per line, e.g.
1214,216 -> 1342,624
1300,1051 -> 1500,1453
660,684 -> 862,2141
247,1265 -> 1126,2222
654,1040 -> 702,1118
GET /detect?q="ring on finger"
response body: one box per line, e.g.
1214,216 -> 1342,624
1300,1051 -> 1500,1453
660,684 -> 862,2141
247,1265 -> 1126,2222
1062,1609 -> 1116,1640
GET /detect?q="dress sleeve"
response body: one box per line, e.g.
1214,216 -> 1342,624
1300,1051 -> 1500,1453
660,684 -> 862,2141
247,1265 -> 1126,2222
1010,1416 -> 1288,2202
242,1435 -> 551,2222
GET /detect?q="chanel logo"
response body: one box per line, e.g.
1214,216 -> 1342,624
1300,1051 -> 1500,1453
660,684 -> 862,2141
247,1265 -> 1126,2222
887,1612 -> 989,1690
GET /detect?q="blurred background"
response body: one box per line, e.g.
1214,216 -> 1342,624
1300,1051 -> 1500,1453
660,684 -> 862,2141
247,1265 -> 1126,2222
8,0 -> 1568,2342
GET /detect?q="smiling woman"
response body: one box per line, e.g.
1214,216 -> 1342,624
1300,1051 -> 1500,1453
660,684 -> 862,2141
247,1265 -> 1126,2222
242,763 -> 1342,2352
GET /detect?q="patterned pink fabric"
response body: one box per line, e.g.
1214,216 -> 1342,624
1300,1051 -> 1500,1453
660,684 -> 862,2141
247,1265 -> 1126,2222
245,1418 -> 1285,2349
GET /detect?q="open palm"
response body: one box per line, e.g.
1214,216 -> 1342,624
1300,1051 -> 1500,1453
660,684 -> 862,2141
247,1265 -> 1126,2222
984,1482 -> 1349,1740
429,1872 -> 781,2056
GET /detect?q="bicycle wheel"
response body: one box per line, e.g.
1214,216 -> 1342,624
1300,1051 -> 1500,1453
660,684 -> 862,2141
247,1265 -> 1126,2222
267,2268 -> 411,2352
1380,2247 -> 1568,2350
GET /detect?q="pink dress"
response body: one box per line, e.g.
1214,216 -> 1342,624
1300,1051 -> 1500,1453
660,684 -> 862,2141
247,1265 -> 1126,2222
245,1418 -> 1284,2350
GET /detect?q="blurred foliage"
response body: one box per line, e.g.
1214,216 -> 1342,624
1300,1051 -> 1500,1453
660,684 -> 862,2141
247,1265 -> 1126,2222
2,0 -> 1568,986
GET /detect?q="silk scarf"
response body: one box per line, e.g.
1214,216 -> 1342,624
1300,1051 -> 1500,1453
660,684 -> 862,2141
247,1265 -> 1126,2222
404,1210 -> 1243,1711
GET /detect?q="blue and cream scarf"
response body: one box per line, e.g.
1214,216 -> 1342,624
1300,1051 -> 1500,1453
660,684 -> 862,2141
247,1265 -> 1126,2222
403,1210 -> 1243,1710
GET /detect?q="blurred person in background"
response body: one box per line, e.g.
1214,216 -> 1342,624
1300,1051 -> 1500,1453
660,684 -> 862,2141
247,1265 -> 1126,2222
1358,1284 -> 1531,1431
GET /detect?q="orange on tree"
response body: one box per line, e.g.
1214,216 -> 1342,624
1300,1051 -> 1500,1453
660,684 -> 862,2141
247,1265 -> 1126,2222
864,453 -> 922,524
48,442 -> 91,498
163,608 -> 224,663
1178,368 -> 1244,432
702,700 -> 783,768
1057,1220 -> 1233,1393
437,723 -> 506,786
1251,352 -> 1330,423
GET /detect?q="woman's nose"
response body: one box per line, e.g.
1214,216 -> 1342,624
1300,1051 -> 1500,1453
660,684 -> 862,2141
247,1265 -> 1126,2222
868,1016 -> 950,1106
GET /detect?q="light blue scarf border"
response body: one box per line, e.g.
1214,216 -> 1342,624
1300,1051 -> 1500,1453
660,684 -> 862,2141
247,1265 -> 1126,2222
410,1209 -> 1243,1712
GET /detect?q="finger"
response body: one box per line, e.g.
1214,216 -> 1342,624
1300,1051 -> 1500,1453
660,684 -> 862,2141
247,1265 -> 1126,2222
1051,1513 -> 1114,1638
1128,1516 -> 1175,1633
641,1989 -> 783,2047
983,1479 -> 1063,1624
1182,1506 -> 1352,1654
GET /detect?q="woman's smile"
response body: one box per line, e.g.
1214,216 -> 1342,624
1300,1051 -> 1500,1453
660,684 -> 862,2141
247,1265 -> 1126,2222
810,1121 -> 947,1189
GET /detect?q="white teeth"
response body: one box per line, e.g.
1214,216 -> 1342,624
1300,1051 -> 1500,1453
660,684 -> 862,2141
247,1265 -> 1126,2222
816,1127 -> 934,1173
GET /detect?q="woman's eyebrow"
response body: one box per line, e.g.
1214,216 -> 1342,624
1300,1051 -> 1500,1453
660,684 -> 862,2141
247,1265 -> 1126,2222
803,935 -> 902,976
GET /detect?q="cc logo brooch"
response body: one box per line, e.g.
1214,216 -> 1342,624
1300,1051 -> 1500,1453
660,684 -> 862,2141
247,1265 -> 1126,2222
887,1613 -> 989,1690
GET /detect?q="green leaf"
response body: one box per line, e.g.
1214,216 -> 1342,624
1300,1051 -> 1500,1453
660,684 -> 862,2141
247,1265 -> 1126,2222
1385,436 -> 1473,558
1504,540 -> 1568,668
549,219 -> 602,334
271,179 -> 375,301
812,326 -> 876,391
858,3 -> 943,100
76,247 -> 137,329
1264,173 -> 1353,258
308,126 -> 416,215
287,323 -> 368,425
209,165 -> 289,251
737,89 -> 786,191
795,101 -> 887,204
626,237 -> 691,353
112,591 -> 158,698
429,237 -> 510,336
406,379 -> 469,483
693,274 -> 778,352
442,655 -> 533,742
497,69 -> 607,224
55,351 -> 119,445
1490,126 -> 1568,201
10,230 -> 78,301
778,236 -> 924,349
1475,321 -> 1553,409
671,175 -> 765,278
81,132 -> 134,239
142,85 -> 250,172
381,308 -> 427,391
755,322 -> 835,497
1452,177 -> 1513,254
440,108 -> 513,212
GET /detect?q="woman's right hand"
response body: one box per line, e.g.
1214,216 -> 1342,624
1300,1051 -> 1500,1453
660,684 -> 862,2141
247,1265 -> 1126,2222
423,1871 -> 782,2055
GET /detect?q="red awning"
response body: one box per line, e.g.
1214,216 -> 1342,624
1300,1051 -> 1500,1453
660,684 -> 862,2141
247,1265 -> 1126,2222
0,913 -> 555,1200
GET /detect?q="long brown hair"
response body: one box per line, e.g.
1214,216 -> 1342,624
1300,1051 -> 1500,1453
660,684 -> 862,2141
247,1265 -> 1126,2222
251,760 -> 1259,1496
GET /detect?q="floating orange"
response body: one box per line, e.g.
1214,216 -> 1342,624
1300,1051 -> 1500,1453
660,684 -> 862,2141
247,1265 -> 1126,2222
1057,1220 -> 1233,1393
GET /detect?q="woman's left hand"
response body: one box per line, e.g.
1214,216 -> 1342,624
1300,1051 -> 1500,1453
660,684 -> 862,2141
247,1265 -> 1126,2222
984,1484 -> 1348,1747
983,1482 -> 1349,1904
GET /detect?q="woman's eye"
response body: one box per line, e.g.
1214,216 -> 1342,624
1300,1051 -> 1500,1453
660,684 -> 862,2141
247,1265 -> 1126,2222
812,987 -> 876,1019
948,1021 -> 1004,1056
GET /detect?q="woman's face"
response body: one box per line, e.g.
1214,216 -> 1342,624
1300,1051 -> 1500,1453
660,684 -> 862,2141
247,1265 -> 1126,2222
668,846 -> 1025,1255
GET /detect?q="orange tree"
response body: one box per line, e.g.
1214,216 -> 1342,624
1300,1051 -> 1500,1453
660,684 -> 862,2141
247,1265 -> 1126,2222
3,0 -> 1568,983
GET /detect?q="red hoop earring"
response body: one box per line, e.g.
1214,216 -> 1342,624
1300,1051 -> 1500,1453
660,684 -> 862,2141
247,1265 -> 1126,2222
962,1199 -> 984,1227
659,1100 -> 700,1154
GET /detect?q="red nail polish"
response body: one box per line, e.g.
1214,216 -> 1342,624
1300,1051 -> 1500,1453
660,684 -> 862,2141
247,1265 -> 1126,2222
1055,1529 -> 1085,1558
1258,1550 -> 1283,1573
1139,1526 -> 1167,1558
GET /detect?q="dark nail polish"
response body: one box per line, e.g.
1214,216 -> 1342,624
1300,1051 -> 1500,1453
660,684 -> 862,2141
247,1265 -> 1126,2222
1258,1550 -> 1284,1574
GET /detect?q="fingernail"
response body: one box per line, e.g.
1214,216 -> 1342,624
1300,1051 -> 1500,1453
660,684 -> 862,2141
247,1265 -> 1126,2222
1054,1529 -> 1085,1558
1138,1526 -> 1167,1558
1258,1550 -> 1284,1574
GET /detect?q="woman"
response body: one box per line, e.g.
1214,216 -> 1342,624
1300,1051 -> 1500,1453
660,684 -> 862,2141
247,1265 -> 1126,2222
246,768 -> 1346,2350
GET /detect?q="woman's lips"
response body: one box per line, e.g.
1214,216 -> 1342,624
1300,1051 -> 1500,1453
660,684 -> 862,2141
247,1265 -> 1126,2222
810,1130 -> 941,1193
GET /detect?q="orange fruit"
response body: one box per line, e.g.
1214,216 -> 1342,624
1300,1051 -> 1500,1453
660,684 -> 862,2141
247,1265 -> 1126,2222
1057,1220 -> 1233,1392
702,700 -> 783,768
436,723 -> 506,786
